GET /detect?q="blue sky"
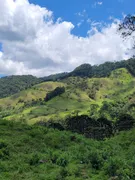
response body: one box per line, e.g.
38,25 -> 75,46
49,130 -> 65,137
29,0 -> 135,37
0,0 -> 134,77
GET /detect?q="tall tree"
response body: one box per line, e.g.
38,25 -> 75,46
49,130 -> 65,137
119,15 -> 135,37
119,14 -> 135,51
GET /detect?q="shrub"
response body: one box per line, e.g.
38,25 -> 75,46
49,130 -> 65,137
44,87 -> 65,102
29,154 -> 40,166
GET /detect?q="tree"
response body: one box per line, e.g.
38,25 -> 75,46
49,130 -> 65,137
89,104 -> 99,118
65,115 -> 97,134
119,15 -> 135,37
44,87 -> 65,102
119,14 -> 135,51
99,101 -> 112,118
116,114 -> 135,131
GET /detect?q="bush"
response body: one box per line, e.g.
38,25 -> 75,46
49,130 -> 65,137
116,114 -> 135,131
29,154 -> 40,166
0,140 -> 9,160
44,87 -> 65,102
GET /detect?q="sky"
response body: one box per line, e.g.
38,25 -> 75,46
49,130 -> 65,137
0,0 -> 135,77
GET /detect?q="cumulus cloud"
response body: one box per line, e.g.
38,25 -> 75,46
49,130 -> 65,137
0,0 -> 134,77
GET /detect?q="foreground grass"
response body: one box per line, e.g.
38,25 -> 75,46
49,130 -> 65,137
0,119 -> 135,180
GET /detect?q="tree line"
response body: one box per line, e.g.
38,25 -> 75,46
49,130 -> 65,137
41,58 -> 135,81
37,113 -> 135,140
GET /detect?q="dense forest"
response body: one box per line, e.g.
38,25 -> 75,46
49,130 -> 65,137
0,75 -> 42,98
69,58 -> 135,78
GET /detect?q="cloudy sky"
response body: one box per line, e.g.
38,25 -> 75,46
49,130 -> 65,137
0,0 -> 135,77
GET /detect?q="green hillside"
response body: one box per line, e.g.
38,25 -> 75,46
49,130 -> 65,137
1,64 -> 135,179
1,58 -> 135,100
0,68 -> 135,125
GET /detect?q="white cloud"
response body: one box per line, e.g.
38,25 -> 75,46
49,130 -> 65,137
77,20 -> 84,27
76,9 -> 87,18
76,10 -> 87,28
92,1 -> 103,8
0,0 -> 134,77
97,2 -> 103,5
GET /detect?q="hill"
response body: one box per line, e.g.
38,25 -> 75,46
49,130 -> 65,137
0,75 -> 42,98
41,58 -> 135,81
0,67 -> 135,127
1,58 -> 135,99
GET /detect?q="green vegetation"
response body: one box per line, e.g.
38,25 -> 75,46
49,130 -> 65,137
1,58 -> 135,99
65,113 -> 135,139
0,75 -> 42,98
1,67 -> 135,124
45,87 -> 65,102
41,72 -> 68,81
1,59 -> 135,179
69,58 -> 135,78
41,58 -> 135,81
0,119 -> 135,179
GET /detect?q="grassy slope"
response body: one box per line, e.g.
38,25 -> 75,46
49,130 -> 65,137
1,68 -> 135,124
0,119 -> 135,180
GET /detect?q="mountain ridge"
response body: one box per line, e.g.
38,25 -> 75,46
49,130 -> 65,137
1,58 -> 135,98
